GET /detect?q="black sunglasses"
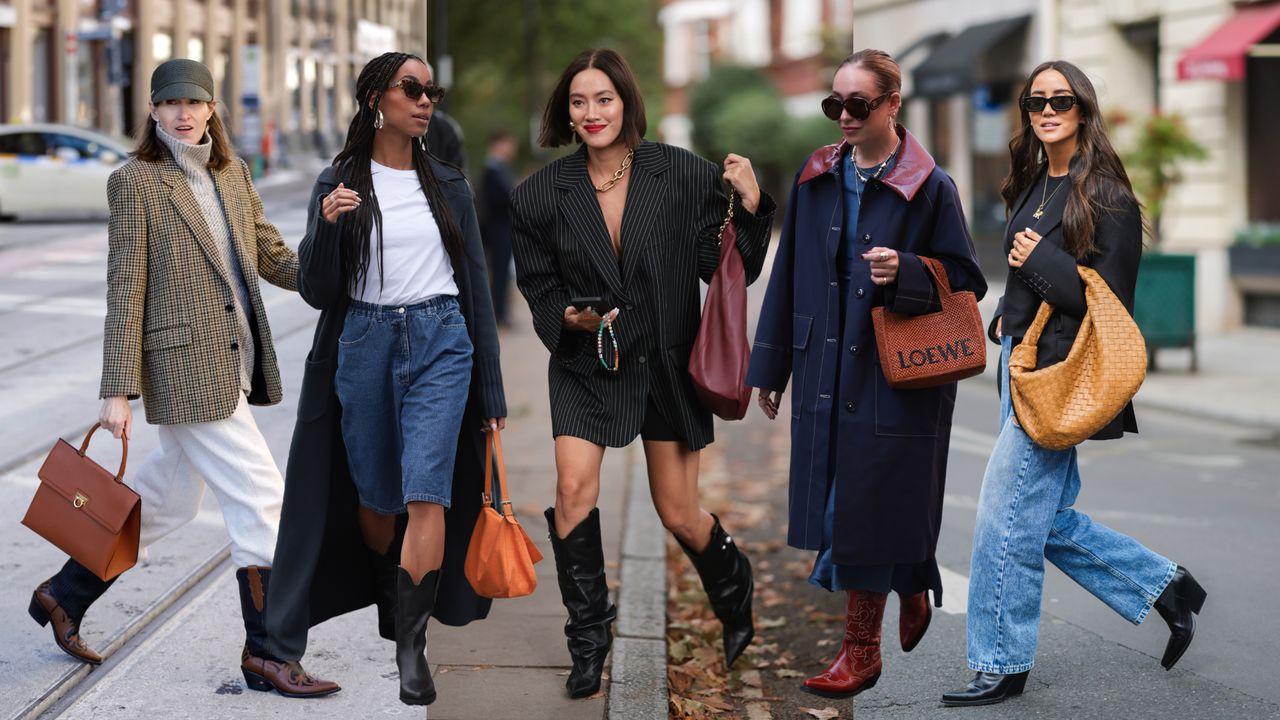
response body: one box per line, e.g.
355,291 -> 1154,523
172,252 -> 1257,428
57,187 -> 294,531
388,77 -> 446,103
821,92 -> 892,121
1020,95 -> 1077,113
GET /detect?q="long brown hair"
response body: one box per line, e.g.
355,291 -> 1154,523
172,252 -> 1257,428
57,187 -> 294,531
538,48 -> 647,149
132,105 -> 234,171
1001,60 -> 1142,259
332,52 -> 465,296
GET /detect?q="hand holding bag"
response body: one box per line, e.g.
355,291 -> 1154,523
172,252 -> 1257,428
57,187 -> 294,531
22,423 -> 140,582
1009,265 -> 1147,450
464,429 -> 543,599
871,256 -> 986,389
689,188 -> 753,420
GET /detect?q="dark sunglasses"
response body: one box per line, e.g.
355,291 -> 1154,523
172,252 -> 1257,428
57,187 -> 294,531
388,77 -> 446,103
1020,95 -> 1077,113
821,92 -> 892,121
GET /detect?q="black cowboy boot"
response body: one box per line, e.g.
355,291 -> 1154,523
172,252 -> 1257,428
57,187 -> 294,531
373,516 -> 409,642
395,567 -> 440,705
1154,565 -> 1207,671
546,507 -> 616,699
236,566 -> 340,698
941,671 -> 1030,707
677,514 -> 755,668
30,559 -> 116,664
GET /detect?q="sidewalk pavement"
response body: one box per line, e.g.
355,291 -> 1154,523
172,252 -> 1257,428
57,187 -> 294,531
978,281 -> 1280,430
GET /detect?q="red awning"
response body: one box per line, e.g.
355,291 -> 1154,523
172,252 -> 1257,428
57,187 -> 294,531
1177,2 -> 1280,81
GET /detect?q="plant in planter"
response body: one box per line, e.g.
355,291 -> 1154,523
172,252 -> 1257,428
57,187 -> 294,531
1230,223 -> 1280,328
1107,111 -> 1208,370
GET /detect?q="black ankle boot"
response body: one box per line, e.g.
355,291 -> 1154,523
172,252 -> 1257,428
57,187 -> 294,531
676,514 -> 755,668
546,507 -> 616,699
940,671 -> 1030,707
1154,565 -> 1207,671
395,568 -> 439,705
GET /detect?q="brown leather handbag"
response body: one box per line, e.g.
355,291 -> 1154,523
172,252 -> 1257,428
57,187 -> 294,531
464,429 -> 543,599
871,256 -> 986,389
689,189 -> 752,420
1009,265 -> 1147,450
22,423 -> 140,582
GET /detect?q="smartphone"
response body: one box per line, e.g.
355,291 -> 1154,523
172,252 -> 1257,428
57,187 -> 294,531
569,296 -> 605,312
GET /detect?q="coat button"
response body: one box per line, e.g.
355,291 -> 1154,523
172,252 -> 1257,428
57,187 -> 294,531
225,303 -> 234,312
638,355 -> 647,364
626,304 -> 634,311
230,342 -> 239,350
856,288 -> 865,298
845,401 -> 856,412
849,345 -> 859,355
862,233 -> 872,244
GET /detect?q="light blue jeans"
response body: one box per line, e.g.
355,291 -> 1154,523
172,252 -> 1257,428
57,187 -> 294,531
966,336 -> 1177,674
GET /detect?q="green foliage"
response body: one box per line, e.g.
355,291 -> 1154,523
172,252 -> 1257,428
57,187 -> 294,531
1235,223 -> 1280,247
442,0 -> 663,170
1119,112 -> 1208,242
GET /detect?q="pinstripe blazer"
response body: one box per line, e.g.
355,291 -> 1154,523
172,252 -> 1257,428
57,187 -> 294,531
99,154 -> 299,425
511,141 -> 775,450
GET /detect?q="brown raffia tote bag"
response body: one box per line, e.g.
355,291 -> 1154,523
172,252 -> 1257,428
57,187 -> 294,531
689,189 -> 752,420
1009,265 -> 1147,451
22,423 -> 140,582
464,429 -> 543,599
871,256 -> 986,389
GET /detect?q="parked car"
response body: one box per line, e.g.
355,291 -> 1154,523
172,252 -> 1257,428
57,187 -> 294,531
0,123 -> 132,220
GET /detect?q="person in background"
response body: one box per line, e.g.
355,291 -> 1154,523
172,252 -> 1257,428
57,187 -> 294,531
481,129 -> 519,326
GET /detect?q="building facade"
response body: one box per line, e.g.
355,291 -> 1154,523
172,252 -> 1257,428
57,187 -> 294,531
1,0 -> 428,166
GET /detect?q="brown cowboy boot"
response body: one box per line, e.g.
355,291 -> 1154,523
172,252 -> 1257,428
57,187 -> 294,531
29,579 -> 104,664
802,589 -> 886,699
237,566 -> 340,698
898,590 -> 932,652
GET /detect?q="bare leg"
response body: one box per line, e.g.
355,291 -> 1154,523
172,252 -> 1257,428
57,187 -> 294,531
553,435 -> 605,537
357,506 -> 396,555
399,502 -> 445,584
643,439 -> 714,551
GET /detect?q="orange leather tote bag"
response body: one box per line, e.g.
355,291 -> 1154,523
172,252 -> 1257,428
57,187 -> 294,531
464,430 -> 543,599
22,423 -> 140,582
871,256 -> 987,389
689,189 -> 752,420
1009,265 -> 1147,450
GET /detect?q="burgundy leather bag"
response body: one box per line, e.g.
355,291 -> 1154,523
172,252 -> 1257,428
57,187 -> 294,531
22,423 -> 140,581
689,190 -> 752,420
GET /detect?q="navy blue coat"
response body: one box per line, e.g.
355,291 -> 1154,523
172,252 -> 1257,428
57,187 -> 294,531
747,127 -> 986,566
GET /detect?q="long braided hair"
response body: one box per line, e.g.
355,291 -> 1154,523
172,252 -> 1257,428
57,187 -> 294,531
333,51 -> 466,296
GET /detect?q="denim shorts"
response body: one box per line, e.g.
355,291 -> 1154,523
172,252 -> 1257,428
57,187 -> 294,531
334,296 -> 473,514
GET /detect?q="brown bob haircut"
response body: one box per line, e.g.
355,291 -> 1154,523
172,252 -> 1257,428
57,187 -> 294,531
538,48 -> 647,149
132,103 -> 235,171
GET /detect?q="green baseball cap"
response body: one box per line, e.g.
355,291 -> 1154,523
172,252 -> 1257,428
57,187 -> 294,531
150,58 -> 214,103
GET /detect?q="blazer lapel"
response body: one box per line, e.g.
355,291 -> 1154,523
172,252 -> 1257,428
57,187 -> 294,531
161,157 -> 233,288
554,148 -> 625,301
1003,181 -> 1036,250
618,142 -> 668,290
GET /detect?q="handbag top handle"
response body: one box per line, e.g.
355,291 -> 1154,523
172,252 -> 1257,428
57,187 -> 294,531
716,188 -> 736,246
80,423 -> 129,482
482,430 -> 514,520
919,256 -> 956,297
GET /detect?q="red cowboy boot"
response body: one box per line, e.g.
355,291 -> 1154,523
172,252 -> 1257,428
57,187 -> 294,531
898,590 -> 932,652
802,589 -> 886,699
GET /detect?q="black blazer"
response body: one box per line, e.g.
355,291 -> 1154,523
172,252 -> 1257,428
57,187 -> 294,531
989,176 -> 1142,440
266,158 -> 506,662
511,141 -> 776,451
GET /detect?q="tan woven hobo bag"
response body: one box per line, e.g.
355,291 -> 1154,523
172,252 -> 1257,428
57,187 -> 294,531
1008,265 -> 1147,450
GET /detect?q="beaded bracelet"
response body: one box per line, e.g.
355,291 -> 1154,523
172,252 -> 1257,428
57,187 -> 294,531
596,312 -> 619,371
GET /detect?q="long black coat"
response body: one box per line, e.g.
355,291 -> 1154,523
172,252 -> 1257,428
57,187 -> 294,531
265,159 -> 507,662
510,141 -> 775,451
988,175 -> 1143,440
747,129 -> 987,567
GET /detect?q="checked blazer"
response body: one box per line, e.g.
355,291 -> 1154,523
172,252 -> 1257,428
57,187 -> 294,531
511,141 -> 775,451
99,154 -> 299,425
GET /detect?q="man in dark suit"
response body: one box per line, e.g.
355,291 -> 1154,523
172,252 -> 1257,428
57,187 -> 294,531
480,130 -> 518,326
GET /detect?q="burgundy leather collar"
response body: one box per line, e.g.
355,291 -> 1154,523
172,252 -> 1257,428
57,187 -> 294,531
797,125 -> 936,202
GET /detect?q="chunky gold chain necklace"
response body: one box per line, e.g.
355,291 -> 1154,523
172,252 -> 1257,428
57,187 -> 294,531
593,150 -> 634,193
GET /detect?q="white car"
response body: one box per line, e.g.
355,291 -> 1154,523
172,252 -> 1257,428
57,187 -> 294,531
0,123 -> 132,219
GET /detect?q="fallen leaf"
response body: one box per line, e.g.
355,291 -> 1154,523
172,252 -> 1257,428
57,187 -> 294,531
802,707 -> 841,719
758,616 -> 788,629
773,668 -> 806,678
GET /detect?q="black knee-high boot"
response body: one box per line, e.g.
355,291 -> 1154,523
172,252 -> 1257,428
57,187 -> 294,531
546,507 -> 616,699
677,514 -> 755,667
30,559 -> 117,664
395,567 -> 439,706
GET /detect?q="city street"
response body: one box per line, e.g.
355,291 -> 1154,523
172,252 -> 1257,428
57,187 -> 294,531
1,175 -> 1278,720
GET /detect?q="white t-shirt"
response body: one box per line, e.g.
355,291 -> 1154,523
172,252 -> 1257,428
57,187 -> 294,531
351,159 -> 459,305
